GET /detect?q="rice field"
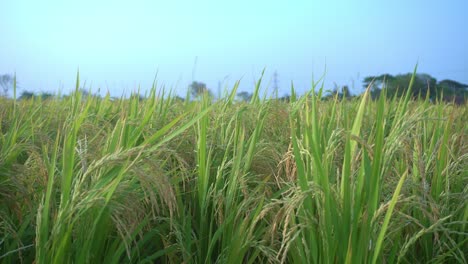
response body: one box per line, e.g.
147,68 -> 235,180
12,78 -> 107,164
1,73 -> 467,263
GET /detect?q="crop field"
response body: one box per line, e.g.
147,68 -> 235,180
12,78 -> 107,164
0,74 -> 467,263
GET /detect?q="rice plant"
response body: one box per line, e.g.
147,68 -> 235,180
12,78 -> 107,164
0,71 -> 466,263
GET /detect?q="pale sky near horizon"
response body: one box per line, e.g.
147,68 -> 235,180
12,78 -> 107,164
1,0 -> 467,97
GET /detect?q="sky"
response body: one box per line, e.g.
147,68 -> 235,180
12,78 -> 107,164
1,0 -> 467,97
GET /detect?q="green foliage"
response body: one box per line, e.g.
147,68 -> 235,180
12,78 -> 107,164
0,74 -> 14,96
363,73 -> 468,103
189,81 -> 212,99
18,91 -> 35,100
323,85 -> 352,100
236,91 -> 252,102
0,73 -> 467,263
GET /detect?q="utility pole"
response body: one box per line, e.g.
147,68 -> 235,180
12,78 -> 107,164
217,75 -> 229,100
273,71 -> 279,98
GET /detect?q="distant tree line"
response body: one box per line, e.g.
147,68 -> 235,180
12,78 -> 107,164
2,73 -> 467,104
126,75 -> 468,105
323,85 -> 352,100
17,91 -> 54,100
189,73 -> 467,104
363,73 -> 467,103
189,81 -> 291,102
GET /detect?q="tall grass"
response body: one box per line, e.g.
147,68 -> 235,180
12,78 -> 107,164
0,72 -> 466,263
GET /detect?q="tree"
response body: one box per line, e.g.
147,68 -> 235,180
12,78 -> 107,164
437,79 -> 468,93
437,79 -> 468,104
363,73 -> 467,102
0,74 -> 14,96
19,91 -> 35,100
278,94 -> 291,102
40,92 -> 53,100
237,91 -> 252,102
363,73 -> 437,99
173,95 -> 185,102
324,85 -> 352,100
416,73 -> 438,98
189,81 -> 212,98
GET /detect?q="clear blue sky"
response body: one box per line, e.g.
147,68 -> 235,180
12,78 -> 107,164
1,0 -> 467,97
